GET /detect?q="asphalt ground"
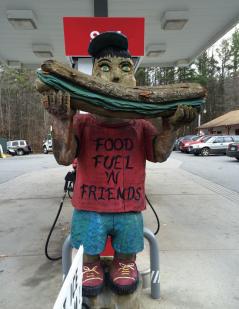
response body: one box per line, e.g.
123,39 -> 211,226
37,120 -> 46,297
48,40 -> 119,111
0,154 -> 239,308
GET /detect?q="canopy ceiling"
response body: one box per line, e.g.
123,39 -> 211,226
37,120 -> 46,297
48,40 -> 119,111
0,0 -> 239,69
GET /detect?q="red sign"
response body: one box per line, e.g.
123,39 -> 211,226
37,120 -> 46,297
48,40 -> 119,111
63,17 -> 144,56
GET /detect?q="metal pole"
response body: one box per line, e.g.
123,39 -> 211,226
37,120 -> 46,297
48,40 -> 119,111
198,113 -> 201,127
94,0 -> 108,17
62,234 -> 72,280
143,228 -> 160,299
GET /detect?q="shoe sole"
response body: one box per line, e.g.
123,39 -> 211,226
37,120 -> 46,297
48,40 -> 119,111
108,277 -> 139,295
82,283 -> 104,298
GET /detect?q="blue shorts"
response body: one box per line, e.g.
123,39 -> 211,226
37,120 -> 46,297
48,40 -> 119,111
71,210 -> 144,255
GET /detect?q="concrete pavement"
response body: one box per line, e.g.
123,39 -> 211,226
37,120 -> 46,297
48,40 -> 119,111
0,157 -> 239,308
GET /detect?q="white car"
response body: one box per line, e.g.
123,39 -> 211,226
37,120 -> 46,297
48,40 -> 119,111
189,135 -> 239,156
43,134 -> 53,154
7,140 -> 32,156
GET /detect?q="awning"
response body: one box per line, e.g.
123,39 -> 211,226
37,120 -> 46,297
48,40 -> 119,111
199,110 -> 239,129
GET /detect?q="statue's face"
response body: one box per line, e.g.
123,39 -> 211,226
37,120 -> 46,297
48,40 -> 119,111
92,56 -> 136,87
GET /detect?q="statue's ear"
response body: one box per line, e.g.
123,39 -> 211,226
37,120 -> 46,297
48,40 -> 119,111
92,60 -> 100,77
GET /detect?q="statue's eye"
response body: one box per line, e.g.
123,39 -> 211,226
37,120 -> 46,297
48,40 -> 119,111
100,64 -> 110,72
121,64 -> 131,72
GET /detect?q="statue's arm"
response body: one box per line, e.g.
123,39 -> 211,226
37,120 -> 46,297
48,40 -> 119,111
51,116 -> 77,165
150,105 -> 197,162
41,91 -> 78,166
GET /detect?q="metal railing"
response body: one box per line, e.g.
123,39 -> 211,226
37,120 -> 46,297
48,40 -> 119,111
62,227 -> 160,299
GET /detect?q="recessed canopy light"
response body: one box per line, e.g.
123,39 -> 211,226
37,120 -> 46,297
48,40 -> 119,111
34,51 -> 54,58
161,11 -> 189,30
32,45 -> 53,58
176,58 -> 190,67
147,51 -> 165,57
146,44 -> 166,57
7,10 -> 37,30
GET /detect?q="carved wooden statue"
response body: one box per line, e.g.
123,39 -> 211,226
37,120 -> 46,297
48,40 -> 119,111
37,32 -> 203,298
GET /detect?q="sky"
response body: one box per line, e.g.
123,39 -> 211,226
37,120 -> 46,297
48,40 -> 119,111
208,23 -> 239,54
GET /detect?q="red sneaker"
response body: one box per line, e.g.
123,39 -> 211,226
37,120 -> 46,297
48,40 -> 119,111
109,258 -> 139,295
82,261 -> 104,297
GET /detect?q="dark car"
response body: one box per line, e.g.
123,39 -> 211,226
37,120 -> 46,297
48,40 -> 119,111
7,140 -> 32,156
173,137 -> 184,151
226,142 -> 239,161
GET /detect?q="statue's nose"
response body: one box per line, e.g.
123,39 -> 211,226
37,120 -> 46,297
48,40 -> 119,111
111,68 -> 121,83
112,76 -> 120,83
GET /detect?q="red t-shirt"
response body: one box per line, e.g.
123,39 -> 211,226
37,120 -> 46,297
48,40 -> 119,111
71,114 -> 158,213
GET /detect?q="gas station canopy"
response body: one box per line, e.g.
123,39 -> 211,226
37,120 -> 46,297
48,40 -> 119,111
0,0 -> 239,69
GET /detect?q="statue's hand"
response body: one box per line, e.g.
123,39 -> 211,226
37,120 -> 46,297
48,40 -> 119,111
41,90 -> 75,120
168,105 -> 197,130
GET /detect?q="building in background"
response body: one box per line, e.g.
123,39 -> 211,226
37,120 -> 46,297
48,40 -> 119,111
199,110 -> 239,135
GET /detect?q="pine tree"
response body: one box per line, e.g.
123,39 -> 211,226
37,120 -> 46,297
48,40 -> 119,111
230,29 -> 239,75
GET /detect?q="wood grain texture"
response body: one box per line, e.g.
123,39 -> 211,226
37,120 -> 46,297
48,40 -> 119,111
39,60 -> 206,102
36,59 -> 206,118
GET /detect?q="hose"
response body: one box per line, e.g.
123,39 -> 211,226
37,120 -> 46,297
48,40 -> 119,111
45,177 -> 160,261
145,194 -> 160,235
44,192 -> 66,261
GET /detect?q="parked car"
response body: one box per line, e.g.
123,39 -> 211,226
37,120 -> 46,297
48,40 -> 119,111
187,135 -> 212,153
180,135 -> 211,153
43,134 -> 53,154
173,137 -> 184,151
189,135 -> 239,156
7,140 -> 32,156
226,142 -> 239,161
179,135 -> 201,153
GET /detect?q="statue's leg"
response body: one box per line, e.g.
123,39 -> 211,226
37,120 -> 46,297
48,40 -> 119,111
115,253 -> 136,260
70,209 -> 107,297
109,212 -> 144,295
72,249 -> 100,264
